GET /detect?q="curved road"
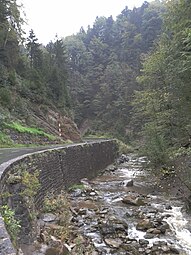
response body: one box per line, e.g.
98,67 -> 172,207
0,139 -> 108,165
0,144 -> 79,165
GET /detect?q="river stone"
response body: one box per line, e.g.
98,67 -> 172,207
104,238 -> 122,248
135,197 -> 146,206
123,179 -> 134,187
122,195 -> 138,206
139,239 -> 149,245
144,233 -> 155,239
147,228 -> 161,235
117,154 -> 129,164
42,213 -> 57,222
169,246 -> 180,254
158,223 -> 169,234
153,240 -> 167,246
136,219 -> 154,231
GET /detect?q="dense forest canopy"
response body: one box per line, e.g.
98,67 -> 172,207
64,1 -> 164,140
1,0 -> 191,171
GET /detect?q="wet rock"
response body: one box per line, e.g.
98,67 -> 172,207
147,228 -> 161,235
122,179 -> 134,187
113,223 -> 127,232
139,239 -> 149,245
122,195 -> 141,206
144,233 -> 155,239
106,165 -> 117,172
136,219 -> 154,231
153,240 -> 167,246
117,154 -> 129,164
169,246 -> 180,254
100,223 -> 116,236
104,238 -> 122,248
158,223 -> 169,234
165,204 -> 172,210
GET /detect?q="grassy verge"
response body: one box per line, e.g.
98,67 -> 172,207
5,122 -> 56,140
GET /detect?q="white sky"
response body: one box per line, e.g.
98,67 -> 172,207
19,0 -> 151,45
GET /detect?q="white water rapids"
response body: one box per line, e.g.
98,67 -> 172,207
119,156 -> 191,254
163,206 -> 191,254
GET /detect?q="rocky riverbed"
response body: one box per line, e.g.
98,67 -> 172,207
21,154 -> 191,255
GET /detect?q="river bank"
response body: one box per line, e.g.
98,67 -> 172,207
21,154 -> 191,255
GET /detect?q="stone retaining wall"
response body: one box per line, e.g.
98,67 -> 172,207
0,140 -> 118,253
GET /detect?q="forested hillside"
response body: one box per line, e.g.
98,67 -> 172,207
1,0 -> 191,179
64,1 -> 164,140
0,0 -> 80,146
132,0 -> 191,188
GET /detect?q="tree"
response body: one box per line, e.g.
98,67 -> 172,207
26,29 -> 42,69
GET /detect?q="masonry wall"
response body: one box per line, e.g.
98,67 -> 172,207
0,140 -> 118,253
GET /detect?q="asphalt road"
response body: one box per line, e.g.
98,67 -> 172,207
0,139 -> 110,167
0,144 -> 78,165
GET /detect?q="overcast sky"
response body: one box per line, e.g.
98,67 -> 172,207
19,0 -> 151,45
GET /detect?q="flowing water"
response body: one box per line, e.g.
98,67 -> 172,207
21,154 -> 191,254
70,154 -> 191,254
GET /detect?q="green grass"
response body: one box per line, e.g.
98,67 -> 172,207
5,122 -> 56,140
68,183 -> 85,191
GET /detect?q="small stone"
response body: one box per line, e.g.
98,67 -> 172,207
139,239 -> 149,245
90,192 -> 96,196
144,233 -> 155,239
123,179 -> 134,187
42,213 -> 57,222
104,238 -> 122,248
136,219 -> 154,231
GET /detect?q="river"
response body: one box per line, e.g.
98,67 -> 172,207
21,154 -> 191,254
69,154 -> 191,254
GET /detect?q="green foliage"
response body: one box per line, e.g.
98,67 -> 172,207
0,205 -> 21,245
68,183 -> 85,191
19,169 -> 40,221
20,170 -> 40,199
0,132 -> 13,147
64,1 -> 164,140
132,0 -> 191,166
5,122 -> 56,140
0,87 -> 12,108
42,191 -> 71,241
43,191 -> 69,214
116,139 -> 134,154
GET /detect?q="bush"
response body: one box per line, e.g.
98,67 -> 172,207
0,88 -> 12,109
